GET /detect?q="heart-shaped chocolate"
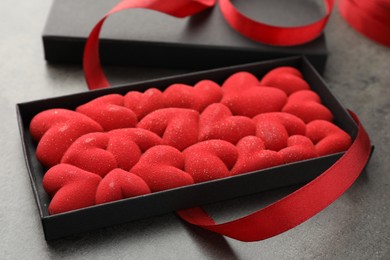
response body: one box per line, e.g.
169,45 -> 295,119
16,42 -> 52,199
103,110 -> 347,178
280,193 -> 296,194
30,109 -> 103,167
124,88 -> 165,120
278,135 -> 318,163
96,168 -> 151,204
199,103 -> 256,144
260,66 -> 310,95
77,94 -> 138,131
282,90 -> 333,123
130,145 -> 194,192
253,112 -> 306,151
43,164 -> 102,214
306,120 -> 352,156
183,140 -> 238,182
231,136 -> 283,175
221,71 -> 287,117
164,80 -> 223,112
138,108 -> 199,151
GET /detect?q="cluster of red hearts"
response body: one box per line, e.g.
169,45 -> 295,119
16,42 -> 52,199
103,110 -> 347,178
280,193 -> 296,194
30,67 -> 352,215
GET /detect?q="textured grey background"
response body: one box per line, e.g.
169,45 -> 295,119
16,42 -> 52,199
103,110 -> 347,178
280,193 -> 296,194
1,0 -> 389,259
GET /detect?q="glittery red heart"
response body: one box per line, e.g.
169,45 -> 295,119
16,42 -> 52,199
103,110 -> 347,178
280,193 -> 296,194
76,94 -> 138,131
30,109 -> 103,167
138,108 -> 199,151
282,90 -> 333,123
278,135 -> 318,163
43,164 -> 102,214
199,103 -> 256,144
130,145 -> 194,192
231,136 -> 283,175
306,120 -> 352,156
96,168 -> 151,204
183,140 -> 238,182
253,112 -> 306,151
163,80 -> 223,112
260,66 -> 310,95
221,71 -> 287,117
124,88 -> 165,120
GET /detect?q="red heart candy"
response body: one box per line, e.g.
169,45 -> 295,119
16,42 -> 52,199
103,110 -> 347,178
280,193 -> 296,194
138,108 -> 199,151
76,94 -> 138,131
124,88 -> 165,120
253,112 -> 306,136
30,109 -> 103,167
221,71 -> 260,93
130,145 -> 194,192
43,164 -> 102,214
282,90 -> 333,123
221,86 -> 287,117
199,103 -> 256,144
253,112 -> 306,151
29,109 -> 86,141
260,66 -> 310,95
231,136 -> 283,175
306,120 -> 352,156
61,133 -> 119,177
278,135 -> 318,163
183,140 -> 238,182
164,80 -> 223,112
95,168 -> 151,204
221,71 -> 287,117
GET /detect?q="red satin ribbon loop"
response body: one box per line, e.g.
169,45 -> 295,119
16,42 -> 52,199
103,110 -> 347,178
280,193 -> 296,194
84,0 -> 215,89
177,111 -> 371,242
339,0 -> 390,47
219,0 -> 334,46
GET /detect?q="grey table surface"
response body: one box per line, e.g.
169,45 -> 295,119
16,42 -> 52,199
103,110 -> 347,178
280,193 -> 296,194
1,0 -> 389,259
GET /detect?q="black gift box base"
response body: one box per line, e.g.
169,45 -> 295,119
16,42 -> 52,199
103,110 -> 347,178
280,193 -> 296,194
17,57 -> 357,240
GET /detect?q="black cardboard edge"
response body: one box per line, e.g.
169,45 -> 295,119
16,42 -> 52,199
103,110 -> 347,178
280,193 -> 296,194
17,56 -> 356,240
16,107 -> 45,219
42,35 -> 328,74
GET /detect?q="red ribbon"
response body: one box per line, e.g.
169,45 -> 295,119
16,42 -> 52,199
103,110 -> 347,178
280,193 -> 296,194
83,0 -> 334,90
339,0 -> 390,47
177,111 -> 371,241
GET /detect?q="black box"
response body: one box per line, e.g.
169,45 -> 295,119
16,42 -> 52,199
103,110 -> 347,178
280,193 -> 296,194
17,57 -> 356,240
43,0 -> 329,73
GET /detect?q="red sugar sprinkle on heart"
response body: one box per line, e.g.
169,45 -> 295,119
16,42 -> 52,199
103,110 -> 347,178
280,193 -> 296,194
29,68 -> 353,214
